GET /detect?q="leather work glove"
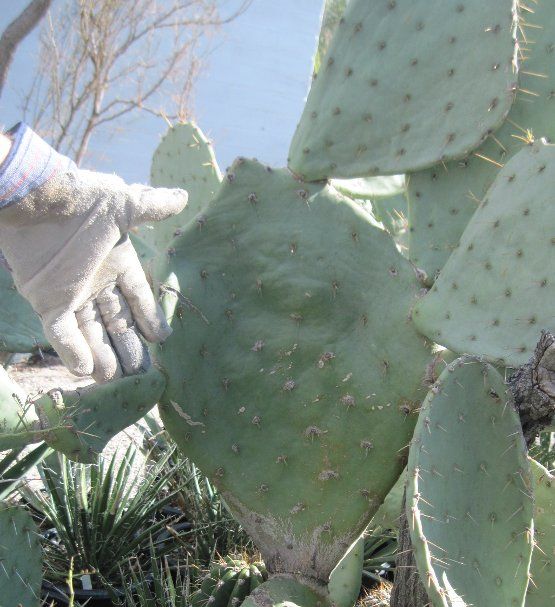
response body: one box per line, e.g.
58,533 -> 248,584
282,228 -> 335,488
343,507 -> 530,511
0,123 -> 187,383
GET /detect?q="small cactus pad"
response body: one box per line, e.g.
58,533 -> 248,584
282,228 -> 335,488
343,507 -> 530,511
332,175 -> 405,201
137,122 -> 222,256
527,458 -> 554,607
413,141 -> 555,366
408,0 -> 555,282
34,368 -> 165,462
157,159 -> 430,580
0,502 -> 42,607
241,577 -> 331,607
0,264 -> 46,352
369,468 -> 406,532
328,536 -> 364,607
407,358 -> 533,607
288,0 -> 518,180
0,367 -> 46,451
191,557 -> 268,607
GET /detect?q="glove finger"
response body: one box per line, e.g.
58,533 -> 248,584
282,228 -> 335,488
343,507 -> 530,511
123,184 -> 188,230
96,284 -> 151,375
43,312 -> 94,377
75,300 -> 122,384
116,250 -> 172,343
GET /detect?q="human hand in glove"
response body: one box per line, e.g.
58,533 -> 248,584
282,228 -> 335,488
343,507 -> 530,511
0,123 -> 187,383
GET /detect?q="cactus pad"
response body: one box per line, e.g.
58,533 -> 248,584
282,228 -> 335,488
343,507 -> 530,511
407,358 -> 533,607
156,159 -> 430,580
288,0 -> 518,180
527,458 -> 554,607
241,577 -> 331,607
0,367 -> 46,451
413,141 -> 555,366
328,536 -> 364,607
34,368 -> 165,463
0,502 -> 42,607
137,122 -> 222,257
407,0 -> 555,282
0,264 -> 46,352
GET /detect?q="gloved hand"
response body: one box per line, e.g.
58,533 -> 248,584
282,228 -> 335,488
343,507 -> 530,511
0,123 -> 187,383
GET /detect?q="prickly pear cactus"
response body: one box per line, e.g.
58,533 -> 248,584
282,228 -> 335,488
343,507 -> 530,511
407,0 -> 555,282
332,175 -> 405,201
289,0 -> 518,180
34,367 -> 165,463
191,557 -> 268,607
407,357 -> 534,607
413,141 -> 555,366
527,458 -> 554,607
0,367 -> 46,451
369,469 -> 406,532
328,536 -> 364,607
156,158 -> 430,585
0,264 -> 46,352
135,122 -> 222,261
0,502 -> 42,607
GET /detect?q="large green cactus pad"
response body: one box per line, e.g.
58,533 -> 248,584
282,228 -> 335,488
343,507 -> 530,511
34,368 -> 165,463
0,502 -> 42,607
136,122 -> 222,257
408,0 -> 555,281
0,264 -> 46,352
407,358 -> 533,607
527,458 -> 554,607
157,159 -> 430,580
288,0 -> 517,180
413,142 -> 555,366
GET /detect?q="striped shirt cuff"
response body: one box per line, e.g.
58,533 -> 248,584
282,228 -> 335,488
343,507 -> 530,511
0,122 -> 76,209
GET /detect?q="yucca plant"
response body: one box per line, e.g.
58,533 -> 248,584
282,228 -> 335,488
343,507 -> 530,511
139,413 -> 253,569
362,531 -> 397,586
118,540 -> 192,607
0,443 -> 50,500
19,445 -> 194,589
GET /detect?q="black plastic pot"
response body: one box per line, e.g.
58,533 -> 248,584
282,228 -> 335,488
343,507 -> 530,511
42,579 -> 123,607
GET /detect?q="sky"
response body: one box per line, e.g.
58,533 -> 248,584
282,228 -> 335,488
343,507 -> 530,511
0,0 -> 324,183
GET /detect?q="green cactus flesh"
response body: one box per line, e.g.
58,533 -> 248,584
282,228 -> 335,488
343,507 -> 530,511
0,264 -> 46,352
328,536 -> 364,607
288,0 -> 518,180
34,368 -> 165,463
371,193 -> 409,257
156,159 -> 430,580
407,0 -> 555,282
241,576 -> 331,607
135,122 -> 222,260
0,502 -> 42,607
191,557 -> 268,607
407,358 -> 533,607
0,367 -> 46,451
527,458 -> 554,607
369,468 -> 406,532
413,141 -> 555,366
313,0 -> 348,76
332,176 -> 405,201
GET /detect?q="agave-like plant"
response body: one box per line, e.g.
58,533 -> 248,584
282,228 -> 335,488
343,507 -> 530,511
19,445 -> 193,588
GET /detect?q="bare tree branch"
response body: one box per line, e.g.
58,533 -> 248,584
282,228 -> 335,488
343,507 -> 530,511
19,0 -> 253,165
0,0 -> 52,98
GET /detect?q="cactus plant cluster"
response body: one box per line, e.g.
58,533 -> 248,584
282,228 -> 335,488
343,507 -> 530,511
1,1 -> 555,606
